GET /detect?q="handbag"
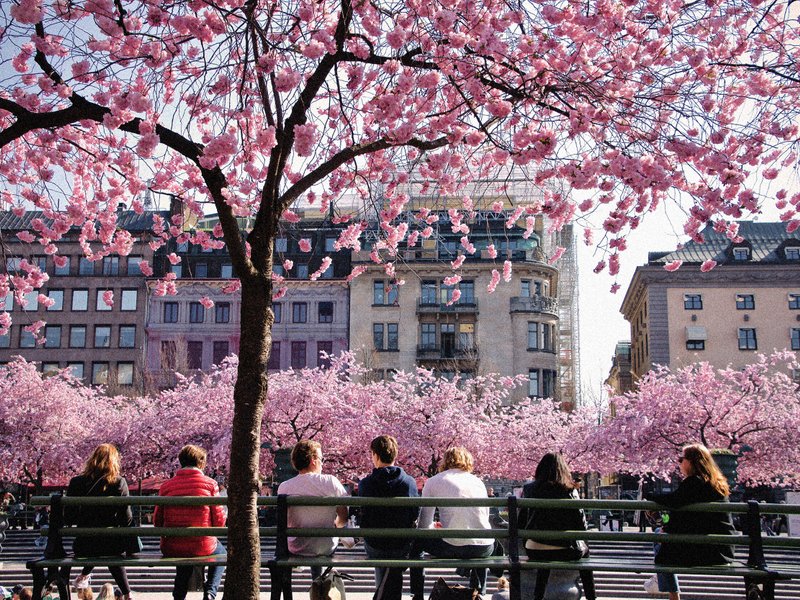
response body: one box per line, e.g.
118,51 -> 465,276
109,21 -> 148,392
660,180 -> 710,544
428,577 -> 482,600
310,567 -> 354,600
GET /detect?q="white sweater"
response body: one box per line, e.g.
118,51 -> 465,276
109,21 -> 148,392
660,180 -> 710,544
418,469 -> 492,546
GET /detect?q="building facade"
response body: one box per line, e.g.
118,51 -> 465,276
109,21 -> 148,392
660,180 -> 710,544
0,210 -> 169,392
620,221 -> 800,380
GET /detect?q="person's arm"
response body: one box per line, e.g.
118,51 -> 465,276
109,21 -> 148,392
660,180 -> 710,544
210,482 -> 226,526
153,487 -> 164,527
116,478 -> 133,526
335,505 -> 348,527
648,477 -> 701,508
63,477 -> 80,526
418,483 -> 435,529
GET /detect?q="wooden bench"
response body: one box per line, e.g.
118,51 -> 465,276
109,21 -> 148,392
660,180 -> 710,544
26,494 -> 800,600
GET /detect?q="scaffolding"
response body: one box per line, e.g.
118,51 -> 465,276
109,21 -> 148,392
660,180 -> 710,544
553,223 -> 580,408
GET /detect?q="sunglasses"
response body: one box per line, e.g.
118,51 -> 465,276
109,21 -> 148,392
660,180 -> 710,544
678,456 -> 687,463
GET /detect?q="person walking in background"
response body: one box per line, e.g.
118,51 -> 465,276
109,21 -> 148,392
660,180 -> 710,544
519,453 -> 596,600
412,446 -> 494,598
95,584 -> 114,600
646,443 -> 735,600
63,444 -> 135,600
154,445 -> 227,600
276,440 -> 349,579
358,435 -> 420,600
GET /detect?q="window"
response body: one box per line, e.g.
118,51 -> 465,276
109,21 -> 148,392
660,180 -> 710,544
96,289 -> 112,311
527,322 -> 540,350
421,323 -> 436,349
325,237 -> 336,252
46,289 -> 64,311
164,302 -> 179,323
69,325 -> 86,348
296,264 -> 308,279
161,341 -> 177,370
736,294 -> 755,310
44,325 -> 61,348
684,294 -> 703,310
0,330 -> 9,348
543,322 -> 552,351
292,302 -> 307,323
543,370 -> 556,398
1,291 -> 12,311
373,323 -> 384,350
94,325 -> 112,348
189,302 -> 205,323
738,328 -> 757,350
521,280 -> 531,297
92,362 -> 109,385
275,237 -> 288,252
318,301 -> 333,323
267,341 -> 280,370
187,341 -> 203,369
317,341 -> 333,368
20,329 -> 36,348
42,363 -> 60,377
119,325 -> 136,348
273,303 -> 282,323
120,289 -> 138,311
291,341 -> 307,369
117,363 -> 134,385
5,257 -> 21,273
127,256 -> 142,275
733,247 -> 750,261
23,291 -> 38,311
54,257 -> 70,276
528,370 -> 540,398
171,264 -> 182,278
387,323 -> 399,350
33,256 -> 47,272
213,340 -> 230,365
373,280 -> 398,305
195,262 -> 208,278
102,256 -> 119,275
79,258 -> 94,275
686,340 -> 705,350
68,363 -> 84,379
460,281 -> 475,304
72,289 -> 88,311
792,329 -> 800,351
421,281 -> 437,305
440,283 -> 455,304
215,302 -> 230,323
221,263 -> 233,278
790,294 -> 800,309
785,247 -> 800,260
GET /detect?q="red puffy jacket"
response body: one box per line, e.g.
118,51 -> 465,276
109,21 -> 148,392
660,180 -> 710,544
154,468 -> 226,557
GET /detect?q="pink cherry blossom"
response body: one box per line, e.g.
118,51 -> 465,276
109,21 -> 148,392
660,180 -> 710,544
700,259 -> 717,272
102,290 -> 114,307
199,296 -> 214,309
663,260 -> 683,272
298,238 -> 312,252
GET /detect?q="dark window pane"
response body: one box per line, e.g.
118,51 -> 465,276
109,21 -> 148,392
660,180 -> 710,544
267,341 -> 280,370
215,302 -> 230,323
317,341 -> 333,368
187,341 -> 203,369
213,341 -> 230,365
291,341 -> 306,369
318,301 -> 333,323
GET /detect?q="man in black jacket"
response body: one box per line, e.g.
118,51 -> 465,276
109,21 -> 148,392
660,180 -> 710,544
358,435 -> 421,600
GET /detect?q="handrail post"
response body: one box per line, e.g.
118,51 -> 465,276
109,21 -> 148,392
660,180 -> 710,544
47,494 -> 65,559
745,500 -> 766,569
274,494 -> 292,600
507,495 -> 521,600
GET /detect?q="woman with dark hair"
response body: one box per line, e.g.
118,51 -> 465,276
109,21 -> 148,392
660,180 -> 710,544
646,443 -> 735,600
61,444 -> 135,600
519,452 -> 596,600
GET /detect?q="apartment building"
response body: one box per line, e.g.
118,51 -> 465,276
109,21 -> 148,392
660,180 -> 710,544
0,210 -> 169,391
620,221 -> 800,379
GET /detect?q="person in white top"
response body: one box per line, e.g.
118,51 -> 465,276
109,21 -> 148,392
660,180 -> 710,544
411,446 -> 494,598
276,440 -> 348,579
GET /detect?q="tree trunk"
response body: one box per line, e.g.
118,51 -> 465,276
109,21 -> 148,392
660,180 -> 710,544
223,272 -> 272,600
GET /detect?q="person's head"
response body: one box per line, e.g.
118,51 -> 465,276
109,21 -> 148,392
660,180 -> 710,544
12,585 -> 24,600
82,444 -> 121,484
679,443 -> 730,496
112,588 -> 122,600
534,452 -> 576,491
178,444 -> 207,469
76,588 -> 93,600
441,446 -> 474,473
291,439 -> 323,473
97,584 -> 114,600
17,589 -> 31,600
370,435 -> 398,466
496,577 -> 509,591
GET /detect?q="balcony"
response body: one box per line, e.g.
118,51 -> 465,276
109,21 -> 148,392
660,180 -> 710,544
510,295 -> 558,316
416,299 -> 479,314
416,346 -> 479,361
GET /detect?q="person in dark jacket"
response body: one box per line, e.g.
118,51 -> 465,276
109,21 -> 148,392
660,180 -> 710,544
518,452 -> 596,600
646,443 -> 735,600
62,444 -> 134,600
358,435 -> 420,600
154,445 -> 227,600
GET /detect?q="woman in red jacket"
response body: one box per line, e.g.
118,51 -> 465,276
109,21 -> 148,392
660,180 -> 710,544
154,445 -> 226,600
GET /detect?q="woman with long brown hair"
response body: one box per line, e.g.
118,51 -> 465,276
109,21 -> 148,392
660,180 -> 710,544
647,443 -> 736,600
61,444 -> 135,600
519,452 -> 596,600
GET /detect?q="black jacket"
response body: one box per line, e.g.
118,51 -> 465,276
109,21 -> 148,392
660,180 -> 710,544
648,475 -> 735,566
65,474 -> 133,557
518,481 -> 587,548
358,466 -> 419,550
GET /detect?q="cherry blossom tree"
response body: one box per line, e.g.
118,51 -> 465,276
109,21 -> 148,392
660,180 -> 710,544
590,351 -> 800,485
0,358 -> 120,491
2,0 -> 800,595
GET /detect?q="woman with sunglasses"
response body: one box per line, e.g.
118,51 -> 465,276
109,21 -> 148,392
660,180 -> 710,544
647,443 -> 736,600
